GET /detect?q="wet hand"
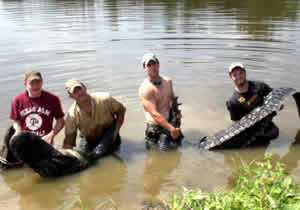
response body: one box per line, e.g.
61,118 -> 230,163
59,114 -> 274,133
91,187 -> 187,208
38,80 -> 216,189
170,127 -> 181,140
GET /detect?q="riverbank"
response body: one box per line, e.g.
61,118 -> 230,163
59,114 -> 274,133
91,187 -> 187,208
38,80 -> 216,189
164,153 -> 300,210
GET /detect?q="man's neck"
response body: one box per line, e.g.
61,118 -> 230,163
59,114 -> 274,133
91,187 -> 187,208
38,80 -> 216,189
27,90 -> 42,98
235,81 -> 249,93
77,96 -> 92,113
148,76 -> 162,86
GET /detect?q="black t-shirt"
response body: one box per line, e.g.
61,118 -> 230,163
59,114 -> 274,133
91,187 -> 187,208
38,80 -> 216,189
226,81 -> 273,121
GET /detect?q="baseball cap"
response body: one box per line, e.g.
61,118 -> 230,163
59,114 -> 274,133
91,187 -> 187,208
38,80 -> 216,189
142,53 -> 159,66
24,70 -> 43,83
228,62 -> 245,75
65,78 -> 84,93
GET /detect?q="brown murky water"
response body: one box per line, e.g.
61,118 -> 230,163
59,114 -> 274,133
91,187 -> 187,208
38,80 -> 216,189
0,0 -> 300,209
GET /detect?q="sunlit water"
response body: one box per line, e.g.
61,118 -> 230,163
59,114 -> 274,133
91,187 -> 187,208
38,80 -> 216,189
0,0 -> 300,209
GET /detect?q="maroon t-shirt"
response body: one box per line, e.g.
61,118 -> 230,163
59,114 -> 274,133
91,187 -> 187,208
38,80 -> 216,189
9,90 -> 65,137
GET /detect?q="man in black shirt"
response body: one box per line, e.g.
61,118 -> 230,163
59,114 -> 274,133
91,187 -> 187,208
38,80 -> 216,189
226,62 -> 279,146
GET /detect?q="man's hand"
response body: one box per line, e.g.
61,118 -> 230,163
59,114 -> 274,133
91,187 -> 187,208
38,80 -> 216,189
42,133 -> 54,144
170,127 -> 181,140
113,130 -> 119,142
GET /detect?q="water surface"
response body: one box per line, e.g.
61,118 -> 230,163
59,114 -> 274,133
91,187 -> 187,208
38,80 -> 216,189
0,0 -> 300,209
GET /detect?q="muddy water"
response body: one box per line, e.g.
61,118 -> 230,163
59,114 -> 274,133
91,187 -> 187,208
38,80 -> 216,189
0,0 -> 300,209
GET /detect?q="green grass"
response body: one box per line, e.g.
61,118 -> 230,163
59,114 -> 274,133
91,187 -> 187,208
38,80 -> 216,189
165,153 -> 300,210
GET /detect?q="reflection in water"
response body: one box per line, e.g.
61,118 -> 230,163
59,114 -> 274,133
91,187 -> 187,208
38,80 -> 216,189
79,155 -> 128,209
223,128 -> 300,188
222,147 -> 268,188
1,169 -> 79,210
142,150 -> 182,204
0,155 -> 128,210
280,128 -> 300,173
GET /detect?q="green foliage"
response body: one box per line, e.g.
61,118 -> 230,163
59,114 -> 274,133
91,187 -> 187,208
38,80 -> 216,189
74,199 -> 118,210
78,199 -> 87,210
166,153 -> 300,210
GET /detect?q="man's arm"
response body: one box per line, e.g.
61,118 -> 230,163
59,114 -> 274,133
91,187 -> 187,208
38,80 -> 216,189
62,114 -> 77,149
12,120 -> 22,132
108,96 -> 126,140
226,100 -> 240,123
63,133 -> 77,149
42,117 -> 65,144
139,89 -> 181,140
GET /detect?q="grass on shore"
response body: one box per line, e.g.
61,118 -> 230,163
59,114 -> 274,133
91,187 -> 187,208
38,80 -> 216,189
165,153 -> 300,210
75,153 -> 300,210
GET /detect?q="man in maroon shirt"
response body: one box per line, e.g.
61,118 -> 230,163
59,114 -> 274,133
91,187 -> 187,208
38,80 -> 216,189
9,70 -> 65,144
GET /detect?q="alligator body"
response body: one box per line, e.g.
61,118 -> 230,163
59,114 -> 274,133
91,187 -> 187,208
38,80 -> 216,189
1,122 -> 116,177
199,87 -> 300,150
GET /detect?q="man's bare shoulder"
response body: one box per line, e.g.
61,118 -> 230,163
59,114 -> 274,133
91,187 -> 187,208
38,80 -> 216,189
161,75 -> 172,83
139,79 -> 153,98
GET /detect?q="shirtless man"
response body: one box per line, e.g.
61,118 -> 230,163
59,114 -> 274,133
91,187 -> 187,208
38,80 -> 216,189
139,53 -> 182,150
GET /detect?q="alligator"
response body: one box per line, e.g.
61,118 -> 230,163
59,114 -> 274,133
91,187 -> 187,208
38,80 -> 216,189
0,122 -> 116,177
199,87 -> 300,150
